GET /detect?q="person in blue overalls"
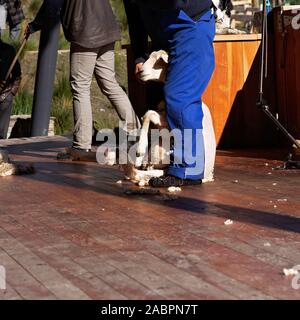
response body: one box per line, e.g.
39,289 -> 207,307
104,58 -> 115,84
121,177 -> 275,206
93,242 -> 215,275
133,0 -> 216,187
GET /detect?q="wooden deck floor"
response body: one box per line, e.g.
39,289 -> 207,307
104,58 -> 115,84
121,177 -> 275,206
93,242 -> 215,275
0,136 -> 300,300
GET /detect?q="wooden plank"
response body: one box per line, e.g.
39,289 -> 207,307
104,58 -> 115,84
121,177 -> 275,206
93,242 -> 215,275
0,282 -> 23,300
0,246 -> 56,300
21,207 -> 232,299
137,240 -> 274,300
78,254 -> 202,300
0,229 -> 91,300
0,137 -> 300,299
74,256 -> 165,300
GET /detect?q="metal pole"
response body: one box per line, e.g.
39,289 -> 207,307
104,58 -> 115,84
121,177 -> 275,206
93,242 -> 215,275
31,19 -> 60,137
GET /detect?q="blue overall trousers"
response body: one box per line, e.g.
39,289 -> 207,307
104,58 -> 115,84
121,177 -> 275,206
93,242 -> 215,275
163,9 -> 215,180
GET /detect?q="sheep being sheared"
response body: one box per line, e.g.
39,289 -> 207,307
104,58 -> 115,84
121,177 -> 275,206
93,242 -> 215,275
102,50 -> 216,186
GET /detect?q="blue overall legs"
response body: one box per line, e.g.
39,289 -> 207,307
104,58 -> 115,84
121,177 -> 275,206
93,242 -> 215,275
164,9 -> 215,180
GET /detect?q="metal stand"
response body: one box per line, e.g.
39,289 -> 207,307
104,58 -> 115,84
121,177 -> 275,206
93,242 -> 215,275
256,1 -> 300,169
31,18 -> 60,137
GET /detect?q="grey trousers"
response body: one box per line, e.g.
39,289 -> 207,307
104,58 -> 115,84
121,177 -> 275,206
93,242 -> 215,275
70,42 -> 140,150
0,93 -> 13,139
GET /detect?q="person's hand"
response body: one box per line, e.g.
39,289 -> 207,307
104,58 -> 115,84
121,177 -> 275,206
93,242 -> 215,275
24,24 -> 32,39
135,62 -> 144,75
11,78 -> 21,96
0,80 -> 6,95
135,63 -> 145,83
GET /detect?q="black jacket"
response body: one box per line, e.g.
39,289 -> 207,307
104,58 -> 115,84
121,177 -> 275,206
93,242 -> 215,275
29,0 -> 120,49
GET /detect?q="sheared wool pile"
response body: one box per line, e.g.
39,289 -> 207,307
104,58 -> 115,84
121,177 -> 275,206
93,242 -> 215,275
0,149 -> 34,177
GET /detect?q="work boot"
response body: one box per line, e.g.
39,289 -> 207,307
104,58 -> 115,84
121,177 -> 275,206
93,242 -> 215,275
149,175 -> 202,188
57,147 -> 96,162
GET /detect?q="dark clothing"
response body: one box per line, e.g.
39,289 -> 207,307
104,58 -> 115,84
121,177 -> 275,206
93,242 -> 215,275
61,0 -> 120,48
124,0 -> 212,63
123,0 -> 148,64
5,0 -> 24,27
0,92 -> 13,139
135,0 -> 212,19
29,0 -> 120,49
28,0 -> 63,33
124,0 -> 168,64
0,40 -> 21,139
0,39 -> 21,100
123,0 -> 166,116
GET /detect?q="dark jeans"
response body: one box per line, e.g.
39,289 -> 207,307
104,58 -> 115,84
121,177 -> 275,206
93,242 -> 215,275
0,93 -> 13,139
146,81 -> 165,110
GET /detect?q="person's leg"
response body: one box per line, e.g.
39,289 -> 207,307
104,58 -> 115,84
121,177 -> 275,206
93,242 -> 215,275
166,10 -> 215,181
0,94 -> 13,139
145,81 -> 165,110
9,23 -> 21,40
94,42 -> 140,133
70,43 -> 97,150
154,9 -> 215,184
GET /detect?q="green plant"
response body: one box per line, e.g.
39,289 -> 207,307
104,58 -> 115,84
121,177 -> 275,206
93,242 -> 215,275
12,70 -> 73,135
53,71 -> 72,101
51,98 -> 73,135
24,0 -> 43,19
51,71 -> 73,134
12,89 -> 33,115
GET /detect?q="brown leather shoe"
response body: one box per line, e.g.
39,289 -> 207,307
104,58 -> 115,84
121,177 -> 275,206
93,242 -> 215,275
57,147 -> 96,162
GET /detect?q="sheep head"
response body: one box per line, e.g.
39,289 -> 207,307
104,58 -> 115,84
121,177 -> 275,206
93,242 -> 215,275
137,50 -> 169,83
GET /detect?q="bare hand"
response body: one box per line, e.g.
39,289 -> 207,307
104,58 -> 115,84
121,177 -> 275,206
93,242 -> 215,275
135,63 -> 145,83
135,63 -> 144,75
